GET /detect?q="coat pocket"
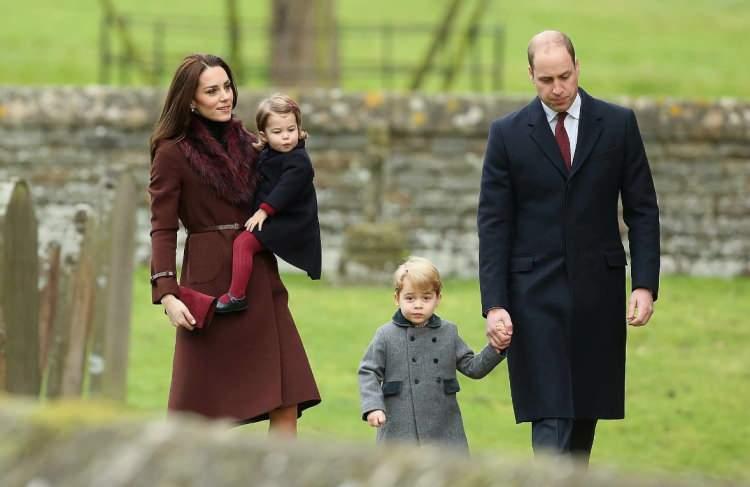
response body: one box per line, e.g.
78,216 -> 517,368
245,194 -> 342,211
603,249 -> 627,268
382,381 -> 402,397
510,257 -> 534,273
443,378 -> 461,394
183,233 -> 224,284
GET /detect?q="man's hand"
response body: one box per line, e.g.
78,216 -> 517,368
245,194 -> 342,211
627,288 -> 654,326
161,294 -> 196,331
245,209 -> 268,232
486,307 -> 513,351
366,410 -> 386,427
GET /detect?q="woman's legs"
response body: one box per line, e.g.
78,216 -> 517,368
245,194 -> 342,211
218,231 -> 264,307
268,405 -> 298,437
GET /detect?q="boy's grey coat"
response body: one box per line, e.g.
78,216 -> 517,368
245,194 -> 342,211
358,313 -> 505,450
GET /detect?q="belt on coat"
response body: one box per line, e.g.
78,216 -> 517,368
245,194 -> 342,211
187,223 -> 243,234
151,223 -> 243,283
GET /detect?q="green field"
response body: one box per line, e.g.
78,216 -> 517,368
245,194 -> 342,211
2,0 -> 748,98
128,268 -> 750,481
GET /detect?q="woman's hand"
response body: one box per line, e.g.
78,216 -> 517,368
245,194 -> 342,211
161,294 -> 196,331
245,209 -> 268,232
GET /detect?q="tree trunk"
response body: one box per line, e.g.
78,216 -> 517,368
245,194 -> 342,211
269,0 -> 339,88
226,0 -> 243,83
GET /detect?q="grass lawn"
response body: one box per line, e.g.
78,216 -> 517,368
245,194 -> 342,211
128,267 -> 750,481
1,0 -> 748,98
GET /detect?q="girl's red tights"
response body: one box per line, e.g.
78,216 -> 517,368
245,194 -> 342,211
219,231 -> 264,304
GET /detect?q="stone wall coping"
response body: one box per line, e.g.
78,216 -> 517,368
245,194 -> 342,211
2,87 -> 749,141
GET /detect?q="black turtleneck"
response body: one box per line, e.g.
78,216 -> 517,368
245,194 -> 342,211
194,113 -> 230,147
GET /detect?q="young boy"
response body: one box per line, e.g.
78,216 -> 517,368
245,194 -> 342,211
358,256 -> 511,450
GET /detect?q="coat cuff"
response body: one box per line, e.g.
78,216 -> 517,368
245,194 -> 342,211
151,273 -> 180,304
259,202 -> 277,216
477,344 -> 507,372
360,399 -> 385,421
482,304 -> 508,318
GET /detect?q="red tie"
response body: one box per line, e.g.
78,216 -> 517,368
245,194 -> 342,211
555,111 -> 571,171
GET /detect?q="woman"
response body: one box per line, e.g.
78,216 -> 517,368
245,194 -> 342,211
148,54 -> 320,435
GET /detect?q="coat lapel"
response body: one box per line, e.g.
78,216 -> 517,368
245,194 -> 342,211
570,88 -> 603,180
527,98 -> 567,179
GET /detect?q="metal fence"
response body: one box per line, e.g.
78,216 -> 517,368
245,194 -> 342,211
99,13 -> 505,92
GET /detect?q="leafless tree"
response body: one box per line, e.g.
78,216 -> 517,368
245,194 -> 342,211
269,0 -> 339,87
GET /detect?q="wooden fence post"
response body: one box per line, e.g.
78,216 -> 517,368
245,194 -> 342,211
43,257 -> 74,399
60,212 -> 98,397
98,173 -> 137,401
0,180 -> 40,396
87,184 -> 114,397
38,242 -> 61,376
42,206 -> 97,398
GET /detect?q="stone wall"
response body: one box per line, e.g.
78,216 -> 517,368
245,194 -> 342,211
1,87 -> 749,278
0,399 -> 740,486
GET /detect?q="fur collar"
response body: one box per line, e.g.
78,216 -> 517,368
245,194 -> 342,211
178,116 -> 258,207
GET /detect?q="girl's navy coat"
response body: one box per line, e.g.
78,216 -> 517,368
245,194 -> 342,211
253,140 -> 322,279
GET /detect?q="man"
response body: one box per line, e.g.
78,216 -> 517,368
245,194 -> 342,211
477,30 -> 660,463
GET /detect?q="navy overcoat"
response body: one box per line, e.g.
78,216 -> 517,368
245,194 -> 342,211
477,89 -> 660,422
253,140 -> 321,279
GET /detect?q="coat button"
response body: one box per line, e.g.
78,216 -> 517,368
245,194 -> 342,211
410,336 -> 415,342
415,379 -> 420,385
412,357 -> 416,363
433,358 -> 438,364
436,377 -> 442,383
432,337 -> 437,343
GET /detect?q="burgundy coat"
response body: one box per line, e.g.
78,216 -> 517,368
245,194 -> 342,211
149,119 -> 320,422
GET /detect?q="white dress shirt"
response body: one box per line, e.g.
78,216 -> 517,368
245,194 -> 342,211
541,92 -> 582,166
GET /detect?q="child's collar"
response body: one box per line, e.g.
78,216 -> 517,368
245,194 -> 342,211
263,138 -> 306,156
391,309 -> 442,328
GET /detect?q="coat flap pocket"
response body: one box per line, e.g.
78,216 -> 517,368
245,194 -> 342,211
382,381 -> 402,396
443,378 -> 461,394
604,250 -> 627,267
510,257 -> 534,273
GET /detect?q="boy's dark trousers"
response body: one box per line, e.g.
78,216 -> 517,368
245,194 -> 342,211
531,418 -> 598,464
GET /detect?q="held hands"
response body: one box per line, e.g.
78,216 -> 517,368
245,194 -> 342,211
245,209 -> 268,232
161,294 -> 196,331
627,288 -> 654,326
486,307 -> 513,351
367,410 -> 387,428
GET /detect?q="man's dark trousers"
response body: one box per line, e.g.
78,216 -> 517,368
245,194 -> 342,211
531,418 -> 598,464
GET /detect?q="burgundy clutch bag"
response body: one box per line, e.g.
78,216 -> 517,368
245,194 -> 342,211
178,286 -> 218,329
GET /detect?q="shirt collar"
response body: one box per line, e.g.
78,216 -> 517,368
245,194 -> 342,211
541,91 -> 582,123
391,308 -> 442,328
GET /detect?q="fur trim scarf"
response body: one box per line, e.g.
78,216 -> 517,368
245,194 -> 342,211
178,116 -> 258,207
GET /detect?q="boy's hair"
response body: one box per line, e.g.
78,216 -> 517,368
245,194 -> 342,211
255,93 -> 307,137
393,256 -> 442,296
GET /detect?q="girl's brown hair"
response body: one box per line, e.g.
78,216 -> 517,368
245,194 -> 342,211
149,54 -> 238,160
253,93 -> 307,149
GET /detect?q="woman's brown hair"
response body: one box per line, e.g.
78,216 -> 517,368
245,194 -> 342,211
149,54 -> 238,160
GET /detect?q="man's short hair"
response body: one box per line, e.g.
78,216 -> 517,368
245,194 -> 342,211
527,31 -> 576,70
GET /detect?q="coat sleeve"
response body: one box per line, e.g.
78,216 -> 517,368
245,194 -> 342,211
455,330 -> 506,379
621,110 -> 660,300
358,328 -> 387,420
148,145 -> 181,304
263,150 -> 314,213
477,119 -> 515,316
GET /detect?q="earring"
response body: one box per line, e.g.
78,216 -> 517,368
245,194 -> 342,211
190,105 -> 196,113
